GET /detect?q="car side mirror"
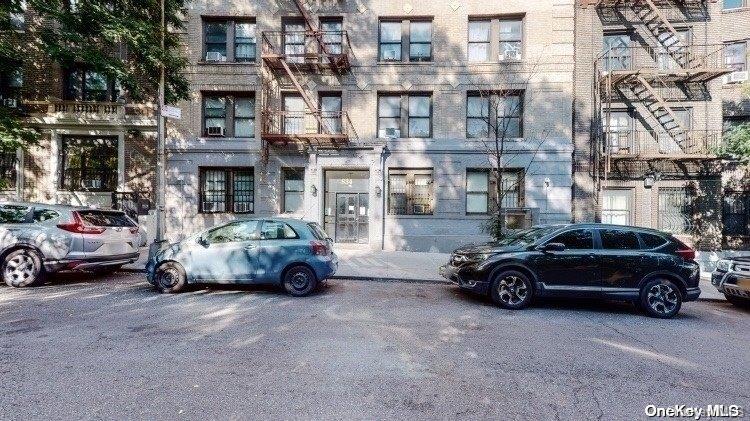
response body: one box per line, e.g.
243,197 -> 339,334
197,236 -> 209,248
540,242 -> 565,253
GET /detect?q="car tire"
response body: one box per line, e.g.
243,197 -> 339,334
2,249 -> 44,288
725,294 -> 750,308
283,265 -> 318,297
640,278 -> 682,319
489,270 -> 534,310
154,262 -> 187,293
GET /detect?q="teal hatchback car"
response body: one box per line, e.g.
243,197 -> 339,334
146,218 -> 337,296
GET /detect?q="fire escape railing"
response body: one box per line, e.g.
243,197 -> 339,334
261,30 -> 352,73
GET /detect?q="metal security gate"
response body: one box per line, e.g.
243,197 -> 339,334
335,193 -> 368,243
658,187 -> 694,235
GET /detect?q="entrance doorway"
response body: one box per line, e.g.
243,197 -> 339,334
324,170 -> 369,244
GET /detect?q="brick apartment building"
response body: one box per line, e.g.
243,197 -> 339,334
572,0 -> 750,250
0,3 -> 157,219
2,1 -> 747,252
165,0 -> 575,251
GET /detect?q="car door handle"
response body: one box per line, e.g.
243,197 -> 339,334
244,244 -> 257,250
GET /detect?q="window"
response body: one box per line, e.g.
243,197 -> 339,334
283,94 -> 305,135
320,93 -> 342,134
600,229 -> 640,250
283,20 -> 306,64
603,110 -> 633,153
205,220 -> 260,244
602,33 -> 631,71
724,41 -> 747,72
388,169 -> 433,215
602,189 -> 632,225
468,20 -> 491,62
466,92 -> 523,138
199,168 -> 254,213
379,19 -> 432,62
657,30 -> 689,70
321,19 -> 344,55
0,151 -> 18,189
9,0 -> 25,29
723,191 -> 750,236
282,168 -> 305,213
409,21 -> 432,61
466,170 -> 490,214
464,169 -> 523,214
724,116 -> 750,132
377,93 -> 432,138
499,19 -> 522,61
0,65 -> 22,107
235,22 -> 257,62
203,19 -> 256,62
658,187 -> 694,235
203,94 -> 255,138
60,136 -> 118,192
379,21 -> 402,61
64,68 -> 120,102
640,232 -> 668,249
723,0 -> 747,10
260,220 -> 299,240
549,229 -> 593,249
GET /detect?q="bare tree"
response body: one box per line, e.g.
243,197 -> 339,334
465,57 -> 551,240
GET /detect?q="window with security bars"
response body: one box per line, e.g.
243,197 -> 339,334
723,192 -> 750,236
200,168 -> 254,214
388,169 -> 433,215
658,187 -> 694,235
60,136 -> 118,192
0,151 -> 18,189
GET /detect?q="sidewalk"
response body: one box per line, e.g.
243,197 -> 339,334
125,247 -> 725,301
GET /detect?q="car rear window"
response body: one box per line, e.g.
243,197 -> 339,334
77,210 -> 136,227
640,232 -> 668,249
307,223 -> 329,241
600,229 -> 640,250
0,205 -> 31,223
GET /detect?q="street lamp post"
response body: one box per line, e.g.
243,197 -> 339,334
150,0 -> 167,258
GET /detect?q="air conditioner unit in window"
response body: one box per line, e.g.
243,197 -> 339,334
203,202 -> 222,213
383,49 -> 398,61
731,70 -> 749,83
82,179 -> 102,189
205,52 -> 226,62
499,50 -> 521,61
378,128 -> 400,139
412,204 -> 429,214
206,126 -> 225,137
234,202 -> 253,213
723,74 -> 732,85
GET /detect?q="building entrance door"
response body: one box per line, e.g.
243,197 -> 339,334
324,170 -> 369,244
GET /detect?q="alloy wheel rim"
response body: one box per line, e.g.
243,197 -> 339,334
158,267 -> 180,288
647,284 -> 678,314
497,276 -> 528,305
4,254 -> 36,284
290,271 -> 309,290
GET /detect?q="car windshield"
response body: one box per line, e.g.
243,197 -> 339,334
495,226 -> 561,246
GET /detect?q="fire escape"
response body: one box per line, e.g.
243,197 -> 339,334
260,0 -> 356,156
583,0 -> 731,178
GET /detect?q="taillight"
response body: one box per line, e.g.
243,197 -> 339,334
676,248 -> 695,261
310,240 -> 329,256
57,212 -> 106,234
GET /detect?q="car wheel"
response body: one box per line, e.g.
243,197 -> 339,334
725,294 -> 750,308
640,279 -> 682,319
2,249 -> 44,288
283,265 -> 317,297
490,270 -> 534,310
155,262 -> 187,293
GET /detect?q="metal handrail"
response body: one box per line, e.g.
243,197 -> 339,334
261,30 -> 351,61
261,109 -> 356,140
596,43 -> 730,72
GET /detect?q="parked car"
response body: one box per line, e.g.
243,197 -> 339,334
440,223 -> 701,318
146,218 -> 337,296
711,256 -> 750,307
0,202 -> 141,287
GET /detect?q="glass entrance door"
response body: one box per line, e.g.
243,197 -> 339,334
335,193 -> 368,243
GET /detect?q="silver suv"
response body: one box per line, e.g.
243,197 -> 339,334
0,202 -> 142,287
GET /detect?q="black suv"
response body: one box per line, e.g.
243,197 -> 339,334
440,224 -> 701,318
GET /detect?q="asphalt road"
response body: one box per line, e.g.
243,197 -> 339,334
1,273 -> 748,420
